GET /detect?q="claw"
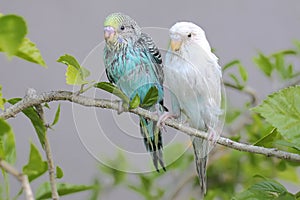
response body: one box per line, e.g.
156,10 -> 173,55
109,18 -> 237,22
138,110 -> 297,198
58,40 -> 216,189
117,100 -> 124,114
157,112 -> 179,132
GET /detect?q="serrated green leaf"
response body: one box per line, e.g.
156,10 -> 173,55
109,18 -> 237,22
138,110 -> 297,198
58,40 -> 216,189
14,38 -> 46,67
56,166 -> 64,179
223,60 -> 240,72
0,85 -> 6,110
253,52 -> 273,77
22,142 -> 48,182
8,98 -> 46,146
51,104 -> 61,126
0,15 -> 27,57
141,86 -> 158,108
238,64 -> 248,82
0,119 -> 16,164
252,86 -> 300,147
65,64 -> 88,85
57,54 -> 90,85
57,54 -> 81,70
129,94 -> 140,109
94,82 -> 129,104
36,182 -> 94,200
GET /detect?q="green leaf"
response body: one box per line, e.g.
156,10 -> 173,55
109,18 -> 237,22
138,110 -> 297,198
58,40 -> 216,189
0,15 -> 27,57
57,54 -> 90,85
225,109 -> 241,124
274,54 -> 284,73
141,86 -> 158,108
56,166 -> 64,179
22,142 -> 48,182
43,103 -> 50,109
222,60 -> 240,72
229,74 -> 243,89
8,98 -> 46,146
57,54 -> 81,70
251,180 -> 287,194
0,119 -> 16,164
252,86 -> 300,147
65,64 -> 88,85
234,179 -> 295,200
293,40 -> 300,53
14,38 -> 46,67
274,140 -> 300,152
94,82 -> 129,104
88,179 -> 101,200
0,85 -> 6,110
253,128 -> 278,147
36,182 -> 94,200
238,64 -> 248,82
51,104 -> 61,126
129,94 -> 140,109
253,52 -> 273,77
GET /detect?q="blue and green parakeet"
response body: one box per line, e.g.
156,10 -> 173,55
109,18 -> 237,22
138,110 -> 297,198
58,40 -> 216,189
103,13 -> 166,171
165,22 -> 223,197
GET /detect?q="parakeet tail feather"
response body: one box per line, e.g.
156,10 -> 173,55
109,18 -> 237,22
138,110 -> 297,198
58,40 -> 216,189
140,117 -> 165,172
192,137 -> 208,198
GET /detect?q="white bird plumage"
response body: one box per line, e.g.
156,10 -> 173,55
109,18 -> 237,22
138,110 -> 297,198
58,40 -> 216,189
165,22 -> 223,198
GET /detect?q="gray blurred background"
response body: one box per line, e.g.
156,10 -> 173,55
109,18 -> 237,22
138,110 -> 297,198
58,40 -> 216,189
1,0 -> 300,199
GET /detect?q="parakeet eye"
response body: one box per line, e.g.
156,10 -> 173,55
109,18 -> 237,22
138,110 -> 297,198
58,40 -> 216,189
120,25 -> 125,30
187,33 -> 192,38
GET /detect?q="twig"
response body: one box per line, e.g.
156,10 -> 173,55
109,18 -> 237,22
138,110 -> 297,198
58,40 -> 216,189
34,100 -> 59,200
0,158 -> 34,200
224,82 -> 258,106
1,90 -> 300,162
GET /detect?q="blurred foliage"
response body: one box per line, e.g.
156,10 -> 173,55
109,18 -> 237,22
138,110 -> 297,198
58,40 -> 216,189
0,12 -> 300,200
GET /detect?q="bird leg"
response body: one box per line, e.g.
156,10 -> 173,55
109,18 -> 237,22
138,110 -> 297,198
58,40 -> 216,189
156,112 -> 179,132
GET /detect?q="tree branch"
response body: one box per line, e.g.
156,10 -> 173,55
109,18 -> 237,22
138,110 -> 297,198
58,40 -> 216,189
34,103 -> 59,200
224,82 -> 258,106
0,90 -> 299,162
0,158 -> 34,200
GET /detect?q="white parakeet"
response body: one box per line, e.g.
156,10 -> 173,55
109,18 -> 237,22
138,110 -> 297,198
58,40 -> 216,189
165,22 -> 223,197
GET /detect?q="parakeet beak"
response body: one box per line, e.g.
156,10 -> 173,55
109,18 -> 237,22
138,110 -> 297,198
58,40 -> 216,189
170,40 -> 182,52
104,26 -> 116,42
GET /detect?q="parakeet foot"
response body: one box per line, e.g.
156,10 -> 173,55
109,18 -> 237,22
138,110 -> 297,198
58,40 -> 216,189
157,112 -> 179,132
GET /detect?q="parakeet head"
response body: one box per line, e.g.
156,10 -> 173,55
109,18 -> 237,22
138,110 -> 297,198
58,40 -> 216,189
104,13 -> 141,47
168,22 -> 211,54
